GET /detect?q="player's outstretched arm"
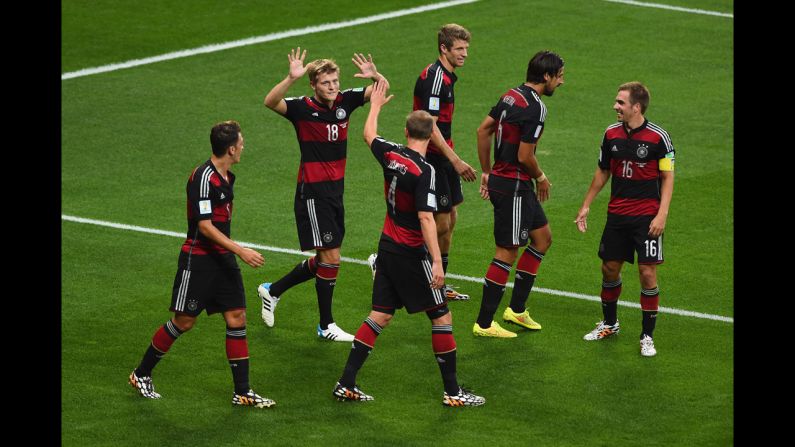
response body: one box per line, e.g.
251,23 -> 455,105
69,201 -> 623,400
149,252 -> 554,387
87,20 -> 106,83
363,81 -> 393,147
353,53 -> 389,102
264,47 -> 308,115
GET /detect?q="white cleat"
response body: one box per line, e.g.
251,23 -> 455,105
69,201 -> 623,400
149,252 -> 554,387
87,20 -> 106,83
640,334 -> 657,357
367,253 -> 378,280
318,322 -> 355,342
258,283 -> 280,327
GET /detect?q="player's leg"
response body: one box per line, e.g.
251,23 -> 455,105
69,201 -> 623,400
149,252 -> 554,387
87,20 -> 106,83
504,206 -> 551,330
473,245 -> 518,337
430,308 -> 484,407
583,259 -> 624,340
334,309 -> 392,401
636,224 -> 663,356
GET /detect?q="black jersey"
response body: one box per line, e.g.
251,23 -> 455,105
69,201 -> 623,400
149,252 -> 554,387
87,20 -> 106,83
180,159 -> 237,270
487,84 -> 546,193
283,88 -> 367,198
599,119 -> 675,217
369,137 -> 437,257
413,60 -> 457,156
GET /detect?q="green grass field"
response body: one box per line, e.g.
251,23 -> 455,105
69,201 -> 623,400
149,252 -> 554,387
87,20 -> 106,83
62,0 -> 733,445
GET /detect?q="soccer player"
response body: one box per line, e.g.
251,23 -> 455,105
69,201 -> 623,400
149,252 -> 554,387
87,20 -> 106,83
257,48 -> 389,342
333,81 -> 485,407
367,24 -> 477,301
575,82 -> 675,357
472,50 -> 565,338
129,121 -> 274,408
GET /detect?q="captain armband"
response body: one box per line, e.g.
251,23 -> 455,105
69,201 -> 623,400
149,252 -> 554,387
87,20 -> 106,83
658,152 -> 675,171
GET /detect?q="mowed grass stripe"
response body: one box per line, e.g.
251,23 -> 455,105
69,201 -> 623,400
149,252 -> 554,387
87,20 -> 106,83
61,0 -> 480,80
602,0 -> 733,18
62,214 -> 733,324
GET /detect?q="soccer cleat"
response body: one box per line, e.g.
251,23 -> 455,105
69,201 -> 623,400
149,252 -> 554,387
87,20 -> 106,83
129,370 -> 161,399
318,322 -> 355,342
367,253 -> 378,280
258,282 -> 280,327
472,321 -> 517,338
502,307 -> 542,330
583,320 -> 620,341
333,382 -> 374,402
443,386 -> 485,407
232,389 -> 275,408
640,334 -> 657,357
444,285 -> 470,301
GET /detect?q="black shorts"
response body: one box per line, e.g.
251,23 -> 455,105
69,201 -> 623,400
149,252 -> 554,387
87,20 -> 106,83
294,194 -> 345,251
599,215 -> 664,265
426,153 -> 463,213
169,267 -> 246,316
371,250 -> 446,314
489,188 -> 548,248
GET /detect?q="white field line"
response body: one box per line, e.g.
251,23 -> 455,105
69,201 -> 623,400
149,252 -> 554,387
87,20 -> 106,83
61,0 -> 479,80
602,0 -> 733,18
62,214 -> 733,324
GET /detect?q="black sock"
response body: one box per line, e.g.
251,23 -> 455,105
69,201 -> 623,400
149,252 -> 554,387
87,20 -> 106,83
270,257 -> 315,297
339,318 -> 381,387
441,253 -> 449,274
509,247 -> 544,313
315,262 -> 339,329
476,259 -> 511,328
641,287 -> 660,337
226,326 -> 250,395
136,320 -> 183,377
432,324 -> 458,396
601,278 -> 622,325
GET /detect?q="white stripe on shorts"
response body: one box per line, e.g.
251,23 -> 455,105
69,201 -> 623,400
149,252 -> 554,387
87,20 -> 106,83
176,270 -> 191,311
306,199 -> 322,246
513,195 -> 522,245
422,258 -> 444,306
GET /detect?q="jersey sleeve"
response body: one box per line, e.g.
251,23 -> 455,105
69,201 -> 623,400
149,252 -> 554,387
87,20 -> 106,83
187,167 -> 214,221
341,87 -> 367,112
415,165 -> 437,213
283,96 -> 304,121
370,136 -> 399,165
519,103 -> 545,144
597,134 -> 611,170
415,70 -> 443,117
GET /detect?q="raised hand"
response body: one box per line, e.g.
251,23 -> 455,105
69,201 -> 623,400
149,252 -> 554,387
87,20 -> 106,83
369,80 -> 394,108
288,47 -> 308,80
352,53 -> 380,80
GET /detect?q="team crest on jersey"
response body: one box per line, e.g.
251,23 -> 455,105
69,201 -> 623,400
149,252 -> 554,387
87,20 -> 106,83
636,144 -> 649,159
323,232 -> 334,243
335,108 -> 347,120
187,300 -> 198,311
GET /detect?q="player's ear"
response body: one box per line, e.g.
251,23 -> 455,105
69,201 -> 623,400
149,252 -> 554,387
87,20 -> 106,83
404,128 -> 409,139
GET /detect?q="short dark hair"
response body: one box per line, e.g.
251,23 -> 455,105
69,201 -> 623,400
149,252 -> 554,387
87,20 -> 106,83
405,110 -> 434,140
526,50 -> 564,83
618,81 -> 650,114
210,120 -> 241,156
438,24 -> 471,53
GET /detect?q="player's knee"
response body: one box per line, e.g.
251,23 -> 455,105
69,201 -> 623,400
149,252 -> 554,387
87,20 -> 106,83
369,311 -> 393,327
426,305 -> 450,321
172,315 -> 196,332
601,262 -> 621,280
638,266 -> 657,288
225,309 -> 247,327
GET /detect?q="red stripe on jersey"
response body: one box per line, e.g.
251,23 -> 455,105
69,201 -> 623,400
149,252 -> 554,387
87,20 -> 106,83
608,197 -> 660,216
498,121 -> 522,145
304,96 -> 326,112
298,159 -> 347,183
491,161 -> 531,181
296,120 -> 349,143
506,89 -> 530,108
632,128 -> 664,145
209,172 -> 221,187
428,138 -> 454,154
438,101 -> 454,124
382,214 -> 423,247
181,239 -> 231,255
610,159 -> 660,181
383,152 -> 423,176
383,181 -> 416,212
420,64 -> 433,80
212,203 -> 231,222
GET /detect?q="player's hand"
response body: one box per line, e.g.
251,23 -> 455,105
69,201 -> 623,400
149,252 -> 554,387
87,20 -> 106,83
648,214 -> 666,237
369,80 -> 393,108
352,53 -> 380,80
536,176 -> 551,202
453,158 -> 477,182
288,47 -> 307,80
574,207 -> 589,233
429,260 -> 445,289
239,248 -> 265,268
479,173 -> 490,200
